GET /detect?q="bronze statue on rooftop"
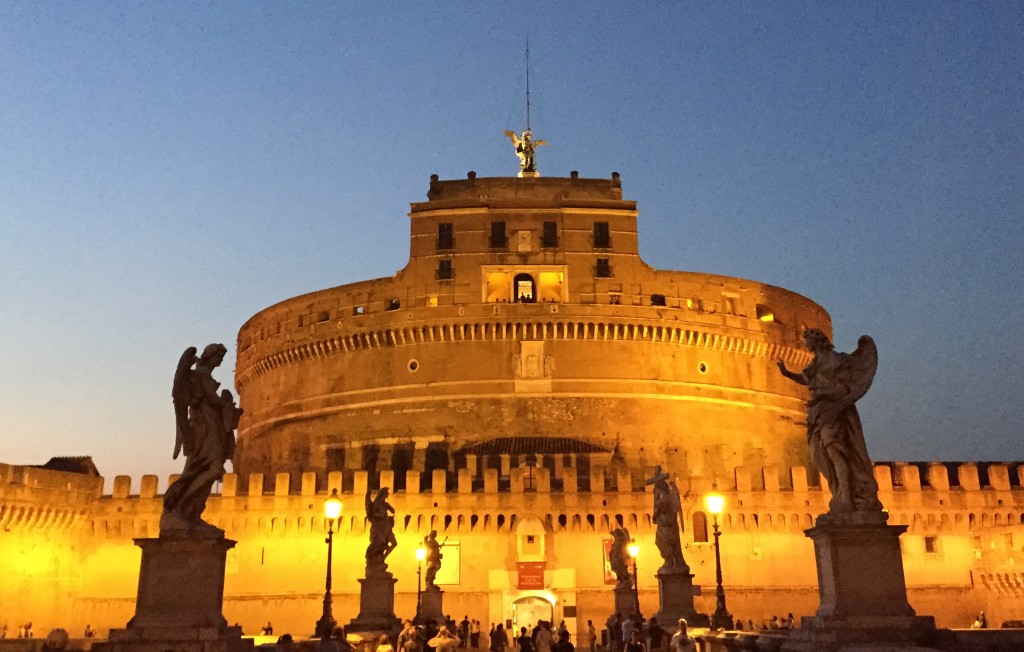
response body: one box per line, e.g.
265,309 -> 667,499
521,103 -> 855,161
504,128 -> 547,177
162,343 -> 242,536
778,329 -> 884,521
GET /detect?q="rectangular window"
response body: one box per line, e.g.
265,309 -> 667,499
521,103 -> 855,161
436,259 -> 453,280
542,221 -> 558,248
924,536 -> 939,554
594,221 -> 610,248
490,221 -> 507,248
437,223 -> 454,250
595,258 -> 612,278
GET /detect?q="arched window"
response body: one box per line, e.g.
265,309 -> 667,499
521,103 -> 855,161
513,273 -> 537,303
693,512 -> 709,543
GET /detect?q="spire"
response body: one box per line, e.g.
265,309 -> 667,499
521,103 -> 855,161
503,39 -> 547,177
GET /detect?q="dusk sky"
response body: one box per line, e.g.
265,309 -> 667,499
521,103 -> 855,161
2,3 -> 1021,487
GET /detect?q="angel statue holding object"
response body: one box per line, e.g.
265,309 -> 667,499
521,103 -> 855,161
778,329 -> 883,520
609,527 -> 632,591
503,128 -> 547,176
162,343 -> 243,535
365,487 -> 398,576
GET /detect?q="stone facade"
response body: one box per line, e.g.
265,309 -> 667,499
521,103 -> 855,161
4,174 -> 1022,641
2,460 -> 1022,639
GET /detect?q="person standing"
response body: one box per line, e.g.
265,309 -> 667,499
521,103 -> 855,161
586,620 -> 596,652
552,629 -> 574,652
646,617 -> 664,652
470,620 -> 481,649
533,621 -> 553,652
489,624 -> 508,652
516,627 -> 534,652
668,620 -> 696,652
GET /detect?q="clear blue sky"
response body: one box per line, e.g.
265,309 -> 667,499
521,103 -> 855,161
2,3 -> 1021,485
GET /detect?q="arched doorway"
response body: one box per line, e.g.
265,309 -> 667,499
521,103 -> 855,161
511,595 -> 553,633
513,273 -> 536,303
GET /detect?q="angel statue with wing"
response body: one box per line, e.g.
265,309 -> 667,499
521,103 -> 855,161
647,466 -> 690,573
503,128 -> 547,175
162,343 -> 243,536
778,329 -> 883,519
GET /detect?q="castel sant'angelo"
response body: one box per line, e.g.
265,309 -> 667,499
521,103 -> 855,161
2,134 -> 1022,639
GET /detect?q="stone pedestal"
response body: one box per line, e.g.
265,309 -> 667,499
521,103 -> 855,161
96,535 -> 251,652
613,586 -> 637,619
418,587 -> 444,624
347,573 -> 402,637
653,571 -> 709,628
782,520 -> 941,651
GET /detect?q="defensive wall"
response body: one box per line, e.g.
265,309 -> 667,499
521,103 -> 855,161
3,460 -> 1023,639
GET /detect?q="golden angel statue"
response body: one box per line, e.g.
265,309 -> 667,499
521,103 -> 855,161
162,343 -> 242,536
503,128 -> 547,176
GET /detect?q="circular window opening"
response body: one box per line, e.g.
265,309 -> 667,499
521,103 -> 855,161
697,361 -> 709,374
407,359 -> 419,373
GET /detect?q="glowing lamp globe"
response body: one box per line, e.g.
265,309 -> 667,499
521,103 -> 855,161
416,546 -> 427,562
628,541 -> 639,558
705,486 -> 725,515
324,489 -> 343,521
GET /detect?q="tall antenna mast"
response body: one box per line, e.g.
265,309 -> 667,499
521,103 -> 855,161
525,38 -> 531,131
503,38 -> 547,177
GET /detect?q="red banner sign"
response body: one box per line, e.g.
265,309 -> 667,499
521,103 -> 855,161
517,561 -> 546,589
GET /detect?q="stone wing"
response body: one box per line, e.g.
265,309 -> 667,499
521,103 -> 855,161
171,346 -> 198,459
841,335 -> 878,404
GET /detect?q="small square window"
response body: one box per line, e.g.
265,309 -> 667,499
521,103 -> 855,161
437,223 -> 454,250
542,221 -> 558,248
595,258 -> 612,278
650,294 -> 666,306
924,536 -> 939,554
436,259 -> 453,280
386,299 -> 400,311
490,221 -> 507,248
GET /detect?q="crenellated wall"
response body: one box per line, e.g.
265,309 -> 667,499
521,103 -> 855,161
2,460 -> 1022,638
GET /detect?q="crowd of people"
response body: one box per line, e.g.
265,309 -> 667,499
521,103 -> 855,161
731,613 -> 796,632
602,614 -> 696,652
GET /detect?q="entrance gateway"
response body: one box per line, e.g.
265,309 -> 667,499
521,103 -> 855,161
511,595 -> 553,633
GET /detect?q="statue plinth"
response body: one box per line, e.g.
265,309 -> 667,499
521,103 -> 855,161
94,535 -> 251,652
612,586 -> 637,621
347,573 -> 402,636
781,519 -> 941,651
417,586 -> 444,624
653,570 -> 708,628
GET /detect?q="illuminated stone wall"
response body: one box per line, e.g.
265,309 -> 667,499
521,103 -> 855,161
233,174 -> 828,481
2,461 -> 1022,637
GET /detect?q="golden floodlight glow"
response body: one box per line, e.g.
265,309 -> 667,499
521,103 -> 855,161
705,484 -> 725,515
324,488 -> 342,521
628,540 -> 639,558
416,546 -> 426,562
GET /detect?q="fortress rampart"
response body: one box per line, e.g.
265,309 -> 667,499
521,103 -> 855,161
2,460 -> 1022,637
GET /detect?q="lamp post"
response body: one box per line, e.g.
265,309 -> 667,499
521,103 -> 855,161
415,545 -> 426,623
704,484 -> 733,630
315,489 -> 343,639
627,539 -> 641,619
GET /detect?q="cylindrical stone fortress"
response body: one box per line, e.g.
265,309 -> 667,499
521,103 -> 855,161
234,174 -> 829,485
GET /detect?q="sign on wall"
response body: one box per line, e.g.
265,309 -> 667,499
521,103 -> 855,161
517,561 -> 546,589
602,538 -> 616,585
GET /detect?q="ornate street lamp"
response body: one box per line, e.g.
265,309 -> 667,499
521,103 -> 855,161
415,544 -> 427,623
627,539 -> 641,619
704,484 -> 733,630
315,489 -> 343,639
